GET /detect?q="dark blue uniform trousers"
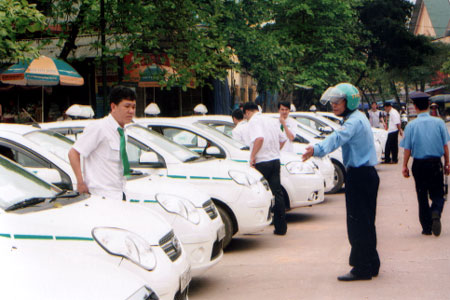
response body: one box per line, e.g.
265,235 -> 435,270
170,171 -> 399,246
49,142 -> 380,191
255,159 -> 287,234
345,166 -> 380,276
412,158 -> 445,233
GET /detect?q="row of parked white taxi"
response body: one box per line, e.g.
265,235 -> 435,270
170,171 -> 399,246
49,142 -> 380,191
0,111 -> 386,299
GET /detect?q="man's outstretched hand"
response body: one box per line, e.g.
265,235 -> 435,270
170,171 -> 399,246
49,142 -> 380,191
302,145 -> 314,162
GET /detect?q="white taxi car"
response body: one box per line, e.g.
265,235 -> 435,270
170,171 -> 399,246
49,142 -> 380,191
0,124 -> 224,277
0,155 -> 190,300
134,117 -> 325,210
0,238 -> 160,299
39,120 -> 273,248
189,114 -> 337,193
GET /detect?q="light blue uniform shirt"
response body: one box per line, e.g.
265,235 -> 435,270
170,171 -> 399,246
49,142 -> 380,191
400,112 -> 450,159
313,110 -> 378,168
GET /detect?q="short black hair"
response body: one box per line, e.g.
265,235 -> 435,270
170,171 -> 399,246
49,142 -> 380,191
109,85 -> 136,105
413,99 -> 429,111
278,101 -> 290,109
384,102 -> 392,107
231,108 -> 243,120
242,102 -> 259,114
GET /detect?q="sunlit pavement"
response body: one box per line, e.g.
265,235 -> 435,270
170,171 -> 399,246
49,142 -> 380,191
189,153 -> 450,300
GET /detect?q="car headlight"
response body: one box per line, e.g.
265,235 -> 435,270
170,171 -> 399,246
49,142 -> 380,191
156,193 -> 200,225
228,170 -> 258,186
285,161 -> 315,174
92,227 -> 157,271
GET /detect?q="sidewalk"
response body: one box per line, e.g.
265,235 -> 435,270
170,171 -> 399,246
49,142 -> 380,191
189,157 -> 450,300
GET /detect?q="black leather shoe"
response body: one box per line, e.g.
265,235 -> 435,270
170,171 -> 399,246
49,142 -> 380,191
273,230 -> 286,236
422,230 -> 432,236
432,212 -> 441,236
337,272 -> 372,281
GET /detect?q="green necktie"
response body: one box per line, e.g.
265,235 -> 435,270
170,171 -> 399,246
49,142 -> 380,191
117,127 -> 131,176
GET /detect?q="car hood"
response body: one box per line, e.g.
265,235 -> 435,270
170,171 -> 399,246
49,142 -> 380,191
166,158 -> 264,181
0,194 -> 172,246
126,175 -> 212,208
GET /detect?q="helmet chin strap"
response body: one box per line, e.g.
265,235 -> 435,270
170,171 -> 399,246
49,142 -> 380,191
339,107 -> 355,118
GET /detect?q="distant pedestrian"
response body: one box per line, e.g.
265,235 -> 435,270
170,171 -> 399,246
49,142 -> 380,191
278,101 -> 296,153
384,103 -> 403,164
368,102 -> 386,129
400,91 -> 450,237
68,85 -> 136,201
430,102 -> 441,118
243,102 -> 288,235
231,108 -> 249,146
303,83 -> 380,281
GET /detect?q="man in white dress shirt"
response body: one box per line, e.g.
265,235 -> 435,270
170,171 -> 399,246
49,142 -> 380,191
68,86 -> 136,200
243,102 -> 288,235
383,102 -> 403,164
278,101 -> 297,153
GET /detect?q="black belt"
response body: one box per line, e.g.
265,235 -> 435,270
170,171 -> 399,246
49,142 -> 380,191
414,157 -> 441,163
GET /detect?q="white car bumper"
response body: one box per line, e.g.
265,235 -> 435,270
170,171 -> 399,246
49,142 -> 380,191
281,171 -> 325,209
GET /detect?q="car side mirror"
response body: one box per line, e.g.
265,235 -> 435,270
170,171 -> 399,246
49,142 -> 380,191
205,146 -> 221,156
319,126 -> 333,134
139,152 -> 159,164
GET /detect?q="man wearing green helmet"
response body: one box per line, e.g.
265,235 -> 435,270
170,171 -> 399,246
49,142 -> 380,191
303,83 -> 380,281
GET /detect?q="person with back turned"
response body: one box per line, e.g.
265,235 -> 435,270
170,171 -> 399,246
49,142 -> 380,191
400,91 -> 450,237
303,83 -> 380,281
243,102 -> 288,235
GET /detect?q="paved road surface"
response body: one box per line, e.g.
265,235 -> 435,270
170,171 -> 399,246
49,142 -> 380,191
189,156 -> 450,300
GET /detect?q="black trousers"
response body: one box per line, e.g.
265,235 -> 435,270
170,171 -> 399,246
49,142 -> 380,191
345,166 -> 380,276
384,131 -> 399,163
412,158 -> 445,232
255,159 -> 287,234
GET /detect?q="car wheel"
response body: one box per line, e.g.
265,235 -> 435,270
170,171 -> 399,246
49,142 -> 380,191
217,206 -> 233,249
327,161 -> 345,194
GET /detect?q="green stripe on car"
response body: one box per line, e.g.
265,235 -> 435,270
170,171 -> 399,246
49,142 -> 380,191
55,236 -> 93,241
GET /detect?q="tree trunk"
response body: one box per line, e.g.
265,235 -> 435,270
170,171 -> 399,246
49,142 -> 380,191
58,2 -> 91,60
404,81 -> 409,105
390,80 -> 400,103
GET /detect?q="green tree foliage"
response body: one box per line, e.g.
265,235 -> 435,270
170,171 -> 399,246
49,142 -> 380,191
40,0 -> 234,90
0,0 -> 45,61
358,0 -> 434,70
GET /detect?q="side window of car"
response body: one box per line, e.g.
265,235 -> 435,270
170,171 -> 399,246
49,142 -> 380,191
161,128 -> 207,151
0,144 -> 48,168
127,139 -> 165,168
297,118 -> 312,128
126,142 -> 141,165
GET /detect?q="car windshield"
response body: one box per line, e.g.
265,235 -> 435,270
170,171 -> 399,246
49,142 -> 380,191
127,124 -> 200,162
24,130 -> 74,163
0,156 -> 61,210
193,122 -> 247,150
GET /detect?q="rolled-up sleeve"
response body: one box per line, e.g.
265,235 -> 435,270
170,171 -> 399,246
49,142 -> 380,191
313,119 -> 357,157
73,124 -> 102,157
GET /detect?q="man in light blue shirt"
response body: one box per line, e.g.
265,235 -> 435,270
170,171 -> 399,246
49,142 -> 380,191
303,83 -> 380,282
400,91 -> 450,237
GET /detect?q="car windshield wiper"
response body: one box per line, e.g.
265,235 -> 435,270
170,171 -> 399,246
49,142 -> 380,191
5,197 -> 53,212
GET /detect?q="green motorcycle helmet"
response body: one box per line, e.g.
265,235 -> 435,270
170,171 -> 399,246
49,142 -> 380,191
320,83 -> 361,111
